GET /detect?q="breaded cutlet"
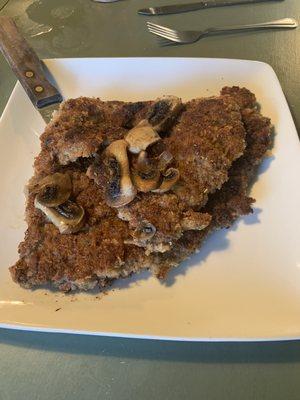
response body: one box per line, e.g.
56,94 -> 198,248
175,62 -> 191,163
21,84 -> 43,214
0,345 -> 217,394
166,95 -> 247,208
148,91 -> 272,278
10,87 -> 272,292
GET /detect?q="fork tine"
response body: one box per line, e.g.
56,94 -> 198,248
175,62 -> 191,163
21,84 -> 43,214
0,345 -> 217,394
147,25 -> 178,38
147,24 -> 177,37
147,22 -> 178,35
147,26 -> 179,40
148,28 -> 179,42
148,29 -> 175,41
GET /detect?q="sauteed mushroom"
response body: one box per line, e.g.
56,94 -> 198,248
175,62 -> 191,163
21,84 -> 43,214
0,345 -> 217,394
157,150 -> 173,171
132,151 -> 160,193
152,168 -> 180,194
125,120 -> 161,154
104,139 -> 137,207
35,198 -> 85,234
36,173 -> 72,207
147,96 -> 183,133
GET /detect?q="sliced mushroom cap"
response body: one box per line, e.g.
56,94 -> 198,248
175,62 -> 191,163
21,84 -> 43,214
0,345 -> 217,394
147,96 -> 183,133
132,151 -> 160,192
104,139 -> 137,208
35,198 -> 85,234
132,221 -> 156,243
36,173 -> 72,207
125,120 -> 161,154
157,150 -> 173,171
152,168 -> 180,194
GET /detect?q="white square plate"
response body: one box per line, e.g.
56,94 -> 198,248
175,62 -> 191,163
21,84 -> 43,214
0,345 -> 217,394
0,58 -> 299,341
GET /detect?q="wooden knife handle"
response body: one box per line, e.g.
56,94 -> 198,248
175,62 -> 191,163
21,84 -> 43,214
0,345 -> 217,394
0,16 -> 62,108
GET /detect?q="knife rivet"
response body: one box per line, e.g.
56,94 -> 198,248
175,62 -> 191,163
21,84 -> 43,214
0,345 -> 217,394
35,85 -> 44,93
25,70 -> 34,78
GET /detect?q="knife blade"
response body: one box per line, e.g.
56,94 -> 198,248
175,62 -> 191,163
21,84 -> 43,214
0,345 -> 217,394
0,17 -> 62,124
138,0 -> 284,16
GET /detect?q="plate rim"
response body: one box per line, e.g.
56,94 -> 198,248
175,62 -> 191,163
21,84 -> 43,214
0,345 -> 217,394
1,57 -> 299,341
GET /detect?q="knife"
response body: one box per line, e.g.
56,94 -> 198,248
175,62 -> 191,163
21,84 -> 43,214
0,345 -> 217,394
138,0 -> 284,16
0,16 -> 62,123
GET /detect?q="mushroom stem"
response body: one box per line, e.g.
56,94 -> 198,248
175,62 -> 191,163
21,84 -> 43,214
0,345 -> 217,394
105,139 -> 137,208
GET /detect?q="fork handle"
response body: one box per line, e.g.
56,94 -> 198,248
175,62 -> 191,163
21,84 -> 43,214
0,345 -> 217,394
205,18 -> 298,35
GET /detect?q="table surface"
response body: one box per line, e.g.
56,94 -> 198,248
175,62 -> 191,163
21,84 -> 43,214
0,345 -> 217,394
0,0 -> 299,399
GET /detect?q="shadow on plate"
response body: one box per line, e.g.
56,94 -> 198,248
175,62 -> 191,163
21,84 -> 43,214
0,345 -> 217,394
162,205 -> 261,287
110,221 -> 231,291
163,226 -> 230,287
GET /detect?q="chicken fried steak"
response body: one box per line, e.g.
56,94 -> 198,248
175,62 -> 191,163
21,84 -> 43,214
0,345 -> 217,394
10,87 -> 272,292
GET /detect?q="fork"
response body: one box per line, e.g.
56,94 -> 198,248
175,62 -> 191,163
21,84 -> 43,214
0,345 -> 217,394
147,18 -> 298,44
